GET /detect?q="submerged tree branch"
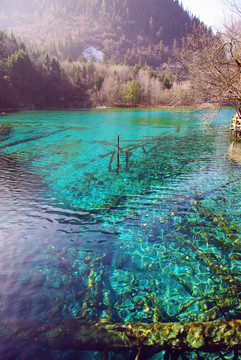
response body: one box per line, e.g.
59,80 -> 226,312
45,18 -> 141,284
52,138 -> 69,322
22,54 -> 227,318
1,318 -> 241,357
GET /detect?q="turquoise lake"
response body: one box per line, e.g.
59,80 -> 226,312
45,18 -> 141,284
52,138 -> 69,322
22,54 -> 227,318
0,108 -> 241,359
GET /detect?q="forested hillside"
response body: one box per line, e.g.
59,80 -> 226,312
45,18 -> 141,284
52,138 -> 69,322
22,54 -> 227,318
0,28 -> 204,112
0,0 -> 208,66
0,0 -> 214,111
0,32 -> 90,111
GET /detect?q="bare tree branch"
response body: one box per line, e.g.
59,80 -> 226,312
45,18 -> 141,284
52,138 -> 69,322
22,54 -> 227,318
174,21 -> 241,114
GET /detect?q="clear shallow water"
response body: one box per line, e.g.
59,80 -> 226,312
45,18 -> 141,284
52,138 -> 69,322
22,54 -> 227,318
0,108 -> 241,359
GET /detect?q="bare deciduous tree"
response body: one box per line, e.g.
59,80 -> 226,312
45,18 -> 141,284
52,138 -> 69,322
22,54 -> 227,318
175,19 -> 241,115
224,0 -> 241,16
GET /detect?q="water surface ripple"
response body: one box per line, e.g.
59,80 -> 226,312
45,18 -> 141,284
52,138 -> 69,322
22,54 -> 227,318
0,108 -> 241,359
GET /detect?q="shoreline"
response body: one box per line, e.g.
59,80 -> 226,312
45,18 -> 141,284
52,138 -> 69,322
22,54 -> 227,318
0,104 -> 233,115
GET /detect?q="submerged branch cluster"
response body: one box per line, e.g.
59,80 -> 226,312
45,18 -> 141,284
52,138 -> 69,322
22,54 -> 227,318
2,318 -> 241,358
0,133 -> 240,359
2,135 -> 240,358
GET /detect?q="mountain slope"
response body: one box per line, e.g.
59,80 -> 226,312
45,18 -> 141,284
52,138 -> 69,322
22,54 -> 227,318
0,0 -> 209,66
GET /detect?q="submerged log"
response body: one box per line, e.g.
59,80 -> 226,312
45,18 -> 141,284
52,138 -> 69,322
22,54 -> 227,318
117,133 -> 120,173
1,318 -> 241,355
0,128 -> 66,150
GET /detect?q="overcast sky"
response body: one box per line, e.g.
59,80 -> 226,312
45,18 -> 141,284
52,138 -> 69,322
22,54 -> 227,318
180,0 -> 239,30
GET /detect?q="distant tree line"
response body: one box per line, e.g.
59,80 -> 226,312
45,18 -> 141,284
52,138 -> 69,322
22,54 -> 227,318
0,30 -> 205,112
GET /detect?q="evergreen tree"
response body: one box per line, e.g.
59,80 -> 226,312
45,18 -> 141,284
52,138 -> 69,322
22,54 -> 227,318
123,80 -> 143,106
43,53 -> 50,70
0,31 -> 7,76
50,57 -> 61,80
71,64 -> 81,85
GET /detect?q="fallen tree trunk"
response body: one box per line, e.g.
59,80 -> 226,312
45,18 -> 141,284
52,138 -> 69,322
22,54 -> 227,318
1,318 -> 241,356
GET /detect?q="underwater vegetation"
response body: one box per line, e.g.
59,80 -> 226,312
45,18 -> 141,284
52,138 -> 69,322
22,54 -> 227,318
1,109 -> 241,359
2,157 -> 241,359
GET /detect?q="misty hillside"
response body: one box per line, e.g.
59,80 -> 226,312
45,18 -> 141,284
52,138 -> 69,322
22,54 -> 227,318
0,0 -> 209,66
